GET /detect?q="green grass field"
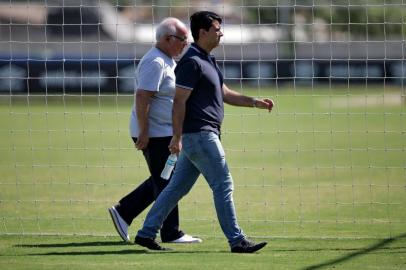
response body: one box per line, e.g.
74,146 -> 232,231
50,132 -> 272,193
0,86 -> 405,269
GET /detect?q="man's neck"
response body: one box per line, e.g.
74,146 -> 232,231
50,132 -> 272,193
195,41 -> 212,54
155,44 -> 172,58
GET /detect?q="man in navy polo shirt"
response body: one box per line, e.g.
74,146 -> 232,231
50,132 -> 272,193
135,11 -> 274,253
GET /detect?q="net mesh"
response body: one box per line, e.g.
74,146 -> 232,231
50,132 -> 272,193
0,0 -> 405,239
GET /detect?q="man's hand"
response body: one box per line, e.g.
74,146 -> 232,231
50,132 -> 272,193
169,135 -> 182,154
135,132 -> 149,150
254,98 -> 274,112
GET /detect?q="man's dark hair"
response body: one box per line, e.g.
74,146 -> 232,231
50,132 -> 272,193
190,11 -> 222,41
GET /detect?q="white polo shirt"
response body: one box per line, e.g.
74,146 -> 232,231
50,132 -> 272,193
129,47 -> 176,138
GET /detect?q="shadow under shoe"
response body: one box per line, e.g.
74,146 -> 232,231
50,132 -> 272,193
231,238 -> 267,253
134,236 -> 171,251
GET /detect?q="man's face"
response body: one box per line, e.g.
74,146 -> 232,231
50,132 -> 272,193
206,20 -> 223,48
168,28 -> 188,57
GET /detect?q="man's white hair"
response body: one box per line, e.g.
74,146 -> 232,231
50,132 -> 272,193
155,17 -> 186,41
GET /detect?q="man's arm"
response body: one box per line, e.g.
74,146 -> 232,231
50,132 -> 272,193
222,84 -> 274,111
169,87 -> 192,154
135,89 -> 155,150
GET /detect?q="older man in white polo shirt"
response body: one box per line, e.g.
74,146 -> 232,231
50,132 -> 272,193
108,17 -> 201,244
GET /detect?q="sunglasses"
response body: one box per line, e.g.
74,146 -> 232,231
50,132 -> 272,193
169,35 -> 188,42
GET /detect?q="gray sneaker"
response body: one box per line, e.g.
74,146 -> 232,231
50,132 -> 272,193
108,206 -> 130,242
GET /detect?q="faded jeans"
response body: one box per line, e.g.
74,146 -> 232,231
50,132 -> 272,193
136,131 -> 245,246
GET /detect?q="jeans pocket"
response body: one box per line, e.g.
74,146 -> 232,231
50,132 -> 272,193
199,131 -> 225,159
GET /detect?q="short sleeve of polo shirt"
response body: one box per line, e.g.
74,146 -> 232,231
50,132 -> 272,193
137,60 -> 164,92
175,58 -> 201,91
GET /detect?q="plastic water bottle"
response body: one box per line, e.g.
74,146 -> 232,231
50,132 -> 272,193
160,154 -> 177,180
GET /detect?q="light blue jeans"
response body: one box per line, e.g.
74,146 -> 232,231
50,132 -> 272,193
136,131 -> 245,247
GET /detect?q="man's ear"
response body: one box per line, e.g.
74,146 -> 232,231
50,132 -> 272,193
199,28 -> 205,39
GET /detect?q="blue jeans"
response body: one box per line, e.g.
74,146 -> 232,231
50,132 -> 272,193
137,131 -> 245,246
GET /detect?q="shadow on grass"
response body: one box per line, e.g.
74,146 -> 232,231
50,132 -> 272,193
26,249 -> 229,256
302,233 -> 406,270
274,246 -> 406,253
15,240 -> 229,255
28,249 -> 147,256
15,241 -> 129,248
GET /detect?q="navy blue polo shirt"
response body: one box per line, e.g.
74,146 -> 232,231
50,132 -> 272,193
175,43 -> 224,135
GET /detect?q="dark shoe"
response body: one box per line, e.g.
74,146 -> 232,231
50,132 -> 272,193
134,236 -> 170,251
231,238 -> 267,253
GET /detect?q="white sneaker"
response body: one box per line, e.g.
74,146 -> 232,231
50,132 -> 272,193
108,206 -> 130,243
167,234 -> 203,244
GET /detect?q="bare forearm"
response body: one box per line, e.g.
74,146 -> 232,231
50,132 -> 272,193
224,90 -> 256,107
135,93 -> 150,134
169,87 -> 192,154
223,84 -> 274,111
172,99 -> 186,138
